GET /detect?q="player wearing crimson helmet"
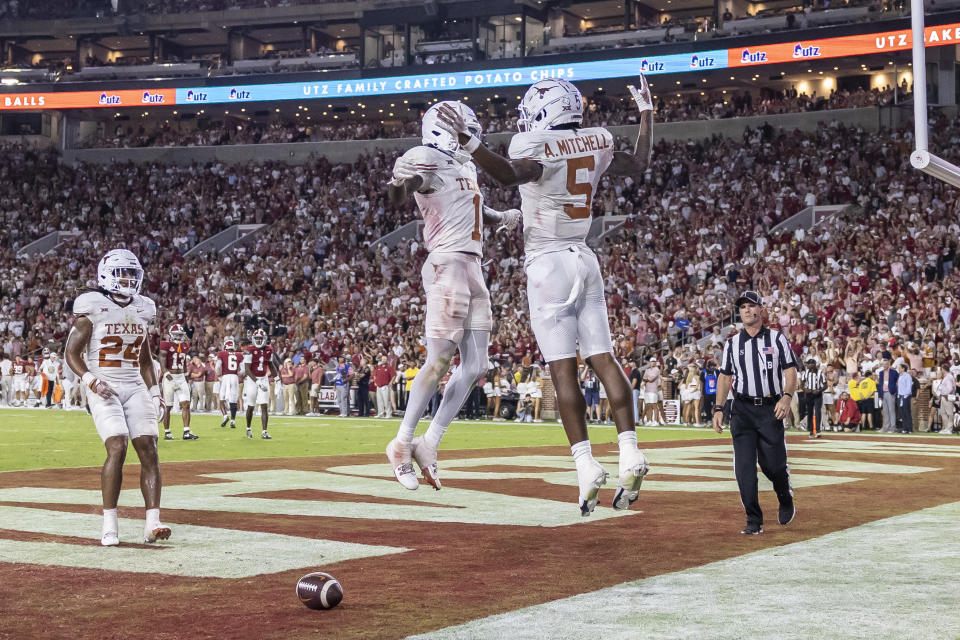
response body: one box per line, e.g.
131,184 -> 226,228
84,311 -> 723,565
158,323 -> 197,441
216,336 -> 243,429
242,328 -> 279,439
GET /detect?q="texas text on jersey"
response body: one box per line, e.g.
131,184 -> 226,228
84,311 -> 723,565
158,341 -> 190,372
398,144 -> 484,256
244,344 -> 274,378
72,290 -> 157,385
507,127 -> 614,260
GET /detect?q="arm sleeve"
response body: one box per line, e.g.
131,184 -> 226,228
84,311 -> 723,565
719,339 -> 734,376
399,146 -> 441,191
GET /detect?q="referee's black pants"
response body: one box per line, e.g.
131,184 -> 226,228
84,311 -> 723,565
731,400 -> 794,527
803,392 -> 823,436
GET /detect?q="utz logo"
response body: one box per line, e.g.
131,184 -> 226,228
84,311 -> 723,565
639,59 -> 664,72
792,43 -> 821,58
98,93 -> 121,105
689,54 -> 715,68
229,88 -> 251,100
184,90 -> 207,102
141,91 -> 165,104
740,49 -> 767,63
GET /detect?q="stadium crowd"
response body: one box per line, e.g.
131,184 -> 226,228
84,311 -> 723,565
78,85 -> 898,149
2,105 -> 960,431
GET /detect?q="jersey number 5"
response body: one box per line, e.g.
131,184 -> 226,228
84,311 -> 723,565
563,156 -> 595,220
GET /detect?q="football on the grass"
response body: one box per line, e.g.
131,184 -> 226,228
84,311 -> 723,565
296,572 -> 343,610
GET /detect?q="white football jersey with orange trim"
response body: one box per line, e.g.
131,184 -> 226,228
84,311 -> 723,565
400,145 -> 484,256
73,291 -> 156,385
507,127 -> 615,260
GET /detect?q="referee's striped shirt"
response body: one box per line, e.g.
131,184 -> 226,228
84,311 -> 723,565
799,368 -> 826,393
719,327 -> 798,398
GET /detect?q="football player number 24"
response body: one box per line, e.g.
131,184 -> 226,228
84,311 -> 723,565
563,156 -> 595,219
98,336 -> 144,367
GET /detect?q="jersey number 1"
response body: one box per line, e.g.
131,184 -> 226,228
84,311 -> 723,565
563,156 -> 595,220
472,194 -> 482,241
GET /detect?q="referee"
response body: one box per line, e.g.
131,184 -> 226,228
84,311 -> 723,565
799,358 -> 826,439
712,291 -> 798,535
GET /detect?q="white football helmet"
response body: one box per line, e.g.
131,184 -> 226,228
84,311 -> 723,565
422,100 -> 481,163
517,78 -> 584,132
169,324 -> 186,342
97,248 -> 143,298
223,337 -> 236,351
251,328 -> 268,348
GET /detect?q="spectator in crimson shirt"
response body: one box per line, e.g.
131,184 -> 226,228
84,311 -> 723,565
374,357 -> 395,418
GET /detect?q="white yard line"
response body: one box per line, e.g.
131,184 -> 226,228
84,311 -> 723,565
410,501 -> 960,640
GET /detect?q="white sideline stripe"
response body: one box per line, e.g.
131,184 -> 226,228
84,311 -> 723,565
409,501 -> 960,640
0,506 -> 406,578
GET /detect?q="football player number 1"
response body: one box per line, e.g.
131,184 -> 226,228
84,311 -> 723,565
564,156 -> 595,219
98,336 -> 144,368
472,194 -> 482,241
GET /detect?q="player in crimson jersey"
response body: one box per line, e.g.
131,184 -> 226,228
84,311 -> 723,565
243,328 -> 279,439
216,336 -> 243,429
158,324 -> 198,440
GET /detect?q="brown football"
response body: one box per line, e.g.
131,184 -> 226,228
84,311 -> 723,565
296,572 -> 343,610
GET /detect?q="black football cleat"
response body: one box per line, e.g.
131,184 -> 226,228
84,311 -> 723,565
741,524 -> 763,535
220,415 -> 229,428
164,432 -> 174,441
182,431 -> 199,440
778,502 -> 796,526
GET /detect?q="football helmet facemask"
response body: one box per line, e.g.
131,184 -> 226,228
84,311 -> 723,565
251,328 -> 268,348
97,249 -> 144,299
422,101 -> 482,164
169,324 -> 186,342
517,78 -> 584,133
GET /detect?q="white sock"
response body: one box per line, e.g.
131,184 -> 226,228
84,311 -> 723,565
145,508 -> 160,528
617,430 -> 638,452
423,423 -> 444,449
571,440 -> 593,470
103,508 -> 118,531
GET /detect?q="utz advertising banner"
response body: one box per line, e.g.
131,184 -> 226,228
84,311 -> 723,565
0,89 -> 175,110
728,21 -> 960,67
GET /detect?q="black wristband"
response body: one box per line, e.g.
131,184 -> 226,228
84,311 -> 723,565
782,392 -> 792,398
713,405 -> 725,413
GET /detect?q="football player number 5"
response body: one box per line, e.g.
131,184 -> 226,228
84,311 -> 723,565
98,336 -> 144,367
564,157 -> 595,219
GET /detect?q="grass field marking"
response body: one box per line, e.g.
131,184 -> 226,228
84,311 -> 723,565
0,505 -> 407,578
0,468 -> 635,527
410,500 -> 960,640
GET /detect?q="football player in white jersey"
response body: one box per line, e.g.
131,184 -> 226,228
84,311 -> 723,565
64,249 -> 171,546
384,101 -> 521,491
435,76 -> 654,515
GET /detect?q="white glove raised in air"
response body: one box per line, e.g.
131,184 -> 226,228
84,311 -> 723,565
499,208 -> 522,232
391,156 -> 419,184
627,74 -> 654,114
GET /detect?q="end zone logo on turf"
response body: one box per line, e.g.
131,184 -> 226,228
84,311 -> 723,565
792,43 -> 821,58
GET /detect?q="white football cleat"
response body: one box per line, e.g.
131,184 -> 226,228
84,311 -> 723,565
101,530 -> 119,547
411,436 -> 441,491
613,448 -> 650,511
144,523 -> 172,543
386,438 -> 419,490
577,459 -> 609,516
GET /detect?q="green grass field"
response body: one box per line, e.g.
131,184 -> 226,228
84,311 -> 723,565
0,408 -> 727,471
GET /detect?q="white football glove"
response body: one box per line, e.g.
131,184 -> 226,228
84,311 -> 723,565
499,208 -> 522,232
627,74 -> 654,114
391,156 -> 419,184
258,380 -> 269,392
149,384 -> 165,419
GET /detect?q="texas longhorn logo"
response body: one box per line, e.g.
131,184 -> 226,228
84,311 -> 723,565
535,85 -> 555,98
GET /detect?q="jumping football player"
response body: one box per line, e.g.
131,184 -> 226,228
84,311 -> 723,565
385,100 -> 521,491
435,76 -> 654,515
243,328 -> 279,439
158,323 -> 198,440
64,248 -> 171,546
